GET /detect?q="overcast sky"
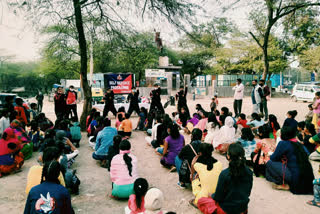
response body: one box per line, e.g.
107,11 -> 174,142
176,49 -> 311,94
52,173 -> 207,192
0,1 -> 251,62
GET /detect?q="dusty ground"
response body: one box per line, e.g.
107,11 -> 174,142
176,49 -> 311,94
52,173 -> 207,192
0,96 -> 319,214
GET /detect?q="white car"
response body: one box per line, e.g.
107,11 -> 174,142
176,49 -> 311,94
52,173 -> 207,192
291,83 -> 320,102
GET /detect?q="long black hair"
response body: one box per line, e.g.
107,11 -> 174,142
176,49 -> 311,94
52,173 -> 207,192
305,123 -> 316,136
168,123 -> 180,139
113,135 -> 122,153
241,128 -> 254,141
251,113 -> 261,121
208,113 -> 220,129
41,161 -> 61,184
287,110 -> 298,119
268,114 -> 280,131
120,140 -> 133,176
197,143 -> 217,171
133,178 -> 149,209
258,124 -> 271,139
227,143 -> 246,178
191,128 -> 202,142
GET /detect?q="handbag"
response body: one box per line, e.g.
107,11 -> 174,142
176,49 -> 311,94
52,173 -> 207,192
179,144 -> 197,183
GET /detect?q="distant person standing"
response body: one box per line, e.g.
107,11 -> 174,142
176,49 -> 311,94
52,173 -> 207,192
36,90 -> 44,113
251,80 -> 263,114
149,83 -> 164,114
54,87 -> 66,121
259,79 -> 270,121
127,87 -> 140,117
232,78 -> 244,117
103,88 -> 117,118
4,96 -> 16,122
176,85 -> 190,117
66,85 -> 78,121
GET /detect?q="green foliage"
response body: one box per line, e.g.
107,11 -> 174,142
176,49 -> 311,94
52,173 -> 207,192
299,46 -> 320,71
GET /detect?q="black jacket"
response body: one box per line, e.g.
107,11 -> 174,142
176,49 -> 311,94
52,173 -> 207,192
127,90 -> 139,105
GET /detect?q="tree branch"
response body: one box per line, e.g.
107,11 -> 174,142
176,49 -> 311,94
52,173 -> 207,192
249,31 -> 263,49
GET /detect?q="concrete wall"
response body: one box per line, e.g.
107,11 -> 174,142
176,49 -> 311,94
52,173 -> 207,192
215,86 -> 252,97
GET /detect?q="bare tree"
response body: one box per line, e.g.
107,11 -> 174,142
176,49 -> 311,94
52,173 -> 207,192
7,0 -> 200,129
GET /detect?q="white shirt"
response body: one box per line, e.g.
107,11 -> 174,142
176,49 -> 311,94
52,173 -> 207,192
151,123 -> 161,140
232,83 -> 244,100
0,116 -> 10,136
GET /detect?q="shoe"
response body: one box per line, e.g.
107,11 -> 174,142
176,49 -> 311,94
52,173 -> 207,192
169,166 -> 177,173
177,182 -> 186,188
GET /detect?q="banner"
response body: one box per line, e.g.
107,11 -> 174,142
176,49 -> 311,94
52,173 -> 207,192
145,69 -> 166,78
105,74 -> 132,94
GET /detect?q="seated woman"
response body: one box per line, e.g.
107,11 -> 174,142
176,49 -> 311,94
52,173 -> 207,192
246,113 -> 265,132
10,120 -> 33,160
197,143 -> 253,214
266,126 -> 314,194
157,123 -> 185,170
283,110 -> 298,129
24,161 -> 74,214
237,128 -> 256,162
299,123 -> 316,155
268,114 -> 280,139
251,125 -> 276,177
88,117 -> 106,149
106,135 -> 122,171
194,111 -> 208,133
26,146 -> 66,195
36,113 -> 54,132
118,113 -> 133,138
0,128 -> 24,177
190,143 -> 222,207
176,128 -> 202,187
213,116 -> 236,154
136,107 -> 148,130
110,140 -> 138,199
204,113 -> 220,144
178,107 -> 190,128
185,113 -> 200,134
27,120 -> 45,152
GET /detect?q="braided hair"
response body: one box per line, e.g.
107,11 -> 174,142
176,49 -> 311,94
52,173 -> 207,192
133,178 -> 149,209
41,161 -> 61,184
120,140 -> 132,176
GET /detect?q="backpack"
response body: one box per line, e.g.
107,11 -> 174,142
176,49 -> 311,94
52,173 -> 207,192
70,124 -> 82,140
179,144 -> 197,184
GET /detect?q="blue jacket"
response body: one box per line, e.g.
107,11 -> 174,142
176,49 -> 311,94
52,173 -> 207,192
24,181 -> 74,214
95,127 -> 117,156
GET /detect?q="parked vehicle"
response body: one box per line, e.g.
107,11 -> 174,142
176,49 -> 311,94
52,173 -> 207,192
291,82 -> 320,102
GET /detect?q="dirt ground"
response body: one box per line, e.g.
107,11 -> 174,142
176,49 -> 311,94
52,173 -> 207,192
0,96 -> 319,214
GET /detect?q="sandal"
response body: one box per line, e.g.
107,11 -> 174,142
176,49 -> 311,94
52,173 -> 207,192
307,200 -> 320,208
189,199 -> 198,209
272,184 -> 289,191
169,166 -> 177,173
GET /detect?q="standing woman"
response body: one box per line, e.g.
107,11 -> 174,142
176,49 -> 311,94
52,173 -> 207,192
24,161 -> 74,214
110,140 -> 139,199
158,123 -> 185,169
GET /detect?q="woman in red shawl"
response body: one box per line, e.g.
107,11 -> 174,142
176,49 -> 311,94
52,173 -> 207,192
0,128 -> 24,177
10,120 -> 33,160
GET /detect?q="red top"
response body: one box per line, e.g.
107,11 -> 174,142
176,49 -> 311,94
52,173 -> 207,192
128,194 -> 145,214
14,106 -> 28,125
236,119 -> 250,128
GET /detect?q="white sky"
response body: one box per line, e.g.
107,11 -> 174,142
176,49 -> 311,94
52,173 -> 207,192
0,1 -> 250,62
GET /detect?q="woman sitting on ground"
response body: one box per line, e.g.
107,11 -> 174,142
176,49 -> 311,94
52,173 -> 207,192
10,119 -> 33,160
194,111 -> 208,133
190,143 -> 222,207
266,126 -> 314,194
176,128 -> 202,187
197,143 -> 253,214
204,113 -> 220,144
24,161 -> 74,214
136,107 -> 148,130
299,123 -> 316,155
106,135 -> 122,171
110,140 -> 138,199
0,128 -> 24,177
213,116 -> 236,154
237,128 -> 256,162
36,113 -> 54,132
185,113 -> 200,134
88,117 -> 106,148
246,113 -> 265,132
268,114 -> 280,139
283,110 -> 298,129
157,123 -> 185,170
251,125 -> 276,177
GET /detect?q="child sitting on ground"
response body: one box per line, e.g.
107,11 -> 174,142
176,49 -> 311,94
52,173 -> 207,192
236,113 -> 250,129
125,178 -> 149,214
27,120 -> 45,151
119,113 -> 133,138
136,107 -> 148,131
70,117 -> 81,148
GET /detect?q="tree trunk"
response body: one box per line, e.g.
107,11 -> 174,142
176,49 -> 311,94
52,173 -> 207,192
262,47 -> 269,80
73,0 -> 92,130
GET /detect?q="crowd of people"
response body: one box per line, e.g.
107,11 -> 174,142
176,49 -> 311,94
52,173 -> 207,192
0,78 -> 320,213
